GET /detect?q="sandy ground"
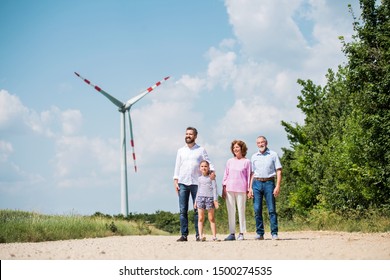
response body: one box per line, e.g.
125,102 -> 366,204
1,231 -> 389,260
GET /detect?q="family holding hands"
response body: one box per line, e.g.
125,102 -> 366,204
173,127 -> 282,242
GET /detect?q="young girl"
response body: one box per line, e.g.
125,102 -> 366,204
194,160 -> 219,241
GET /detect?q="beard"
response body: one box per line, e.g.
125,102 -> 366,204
185,137 -> 195,144
259,146 -> 267,153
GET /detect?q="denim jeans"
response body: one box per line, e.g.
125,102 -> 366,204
178,184 -> 199,237
252,180 -> 278,236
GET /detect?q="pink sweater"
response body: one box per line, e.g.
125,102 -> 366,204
222,157 -> 251,193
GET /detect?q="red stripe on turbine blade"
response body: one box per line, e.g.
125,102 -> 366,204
156,81 -> 161,86
147,87 -> 153,92
164,76 -> 170,80
130,140 -> 134,147
132,153 -> 136,160
134,166 -> 137,172
95,86 -> 101,91
75,72 -> 80,77
84,79 -> 90,84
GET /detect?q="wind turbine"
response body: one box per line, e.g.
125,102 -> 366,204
74,72 -> 170,216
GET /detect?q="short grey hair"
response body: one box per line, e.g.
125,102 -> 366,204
257,136 -> 268,143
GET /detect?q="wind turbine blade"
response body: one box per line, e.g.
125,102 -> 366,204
74,72 -> 125,109
124,76 -> 170,109
127,110 -> 137,172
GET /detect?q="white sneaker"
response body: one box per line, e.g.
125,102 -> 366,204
237,233 -> 244,241
255,234 -> 264,240
272,234 -> 279,240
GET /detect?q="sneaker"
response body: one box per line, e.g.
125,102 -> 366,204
177,235 -> 188,242
272,234 -> 279,240
196,236 -> 201,242
255,234 -> 264,240
201,237 -> 206,242
224,233 -> 236,241
237,233 -> 244,241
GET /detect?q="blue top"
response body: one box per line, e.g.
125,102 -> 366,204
251,148 -> 282,178
197,175 -> 218,201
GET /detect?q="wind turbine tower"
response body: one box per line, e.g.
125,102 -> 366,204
75,72 -> 170,216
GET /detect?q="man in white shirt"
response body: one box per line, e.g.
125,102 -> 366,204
173,127 -> 215,242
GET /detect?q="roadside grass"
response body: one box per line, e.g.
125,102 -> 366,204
287,207 -> 390,232
1,204 -> 389,243
212,198 -> 390,235
0,210 -> 168,243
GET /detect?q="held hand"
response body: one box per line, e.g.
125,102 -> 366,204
210,171 -> 216,180
174,183 -> 180,195
214,201 -> 219,209
247,189 -> 253,199
222,185 -> 227,199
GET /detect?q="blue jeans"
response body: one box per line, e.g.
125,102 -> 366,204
178,184 -> 199,237
252,180 -> 278,236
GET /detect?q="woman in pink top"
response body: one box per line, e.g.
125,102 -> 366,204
222,140 -> 252,241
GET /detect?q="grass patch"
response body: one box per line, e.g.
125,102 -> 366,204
0,210 -> 168,243
1,204 -> 389,243
212,198 -> 390,235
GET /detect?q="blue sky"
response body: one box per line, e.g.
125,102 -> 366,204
0,0 -> 360,215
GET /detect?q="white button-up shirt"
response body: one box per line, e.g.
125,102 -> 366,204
173,143 -> 214,186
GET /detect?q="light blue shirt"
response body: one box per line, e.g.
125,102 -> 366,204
251,148 -> 282,178
173,143 -> 215,185
197,175 -> 218,201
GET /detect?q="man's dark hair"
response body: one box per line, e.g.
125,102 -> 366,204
186,127 -> 198,136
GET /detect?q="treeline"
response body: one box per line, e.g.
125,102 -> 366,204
278,0 -> 390,218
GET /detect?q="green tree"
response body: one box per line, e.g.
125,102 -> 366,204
281,0 -> 390,216
341,0 -> 390,206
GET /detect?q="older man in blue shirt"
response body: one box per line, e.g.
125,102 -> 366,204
249,136 -> 282,240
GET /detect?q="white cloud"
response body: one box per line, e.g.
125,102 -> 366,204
53,135 -> 118,188
205,0 -> 354,140
0,140 -> 13,162
0,90 -> 84,138
0,89 -> 113,190
0,138 -> 45,190
298,0 -> 354,83
61,109 -> 83,136
225,0 -> 308,67
218,99 -> 281,136
206,47 -> 237,89
0,90 -> 29,131
175,75 -> 206,97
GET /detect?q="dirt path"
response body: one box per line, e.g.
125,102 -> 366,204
1,231 -> 389,260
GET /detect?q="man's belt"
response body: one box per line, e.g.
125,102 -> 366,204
254,177 -> 274,182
